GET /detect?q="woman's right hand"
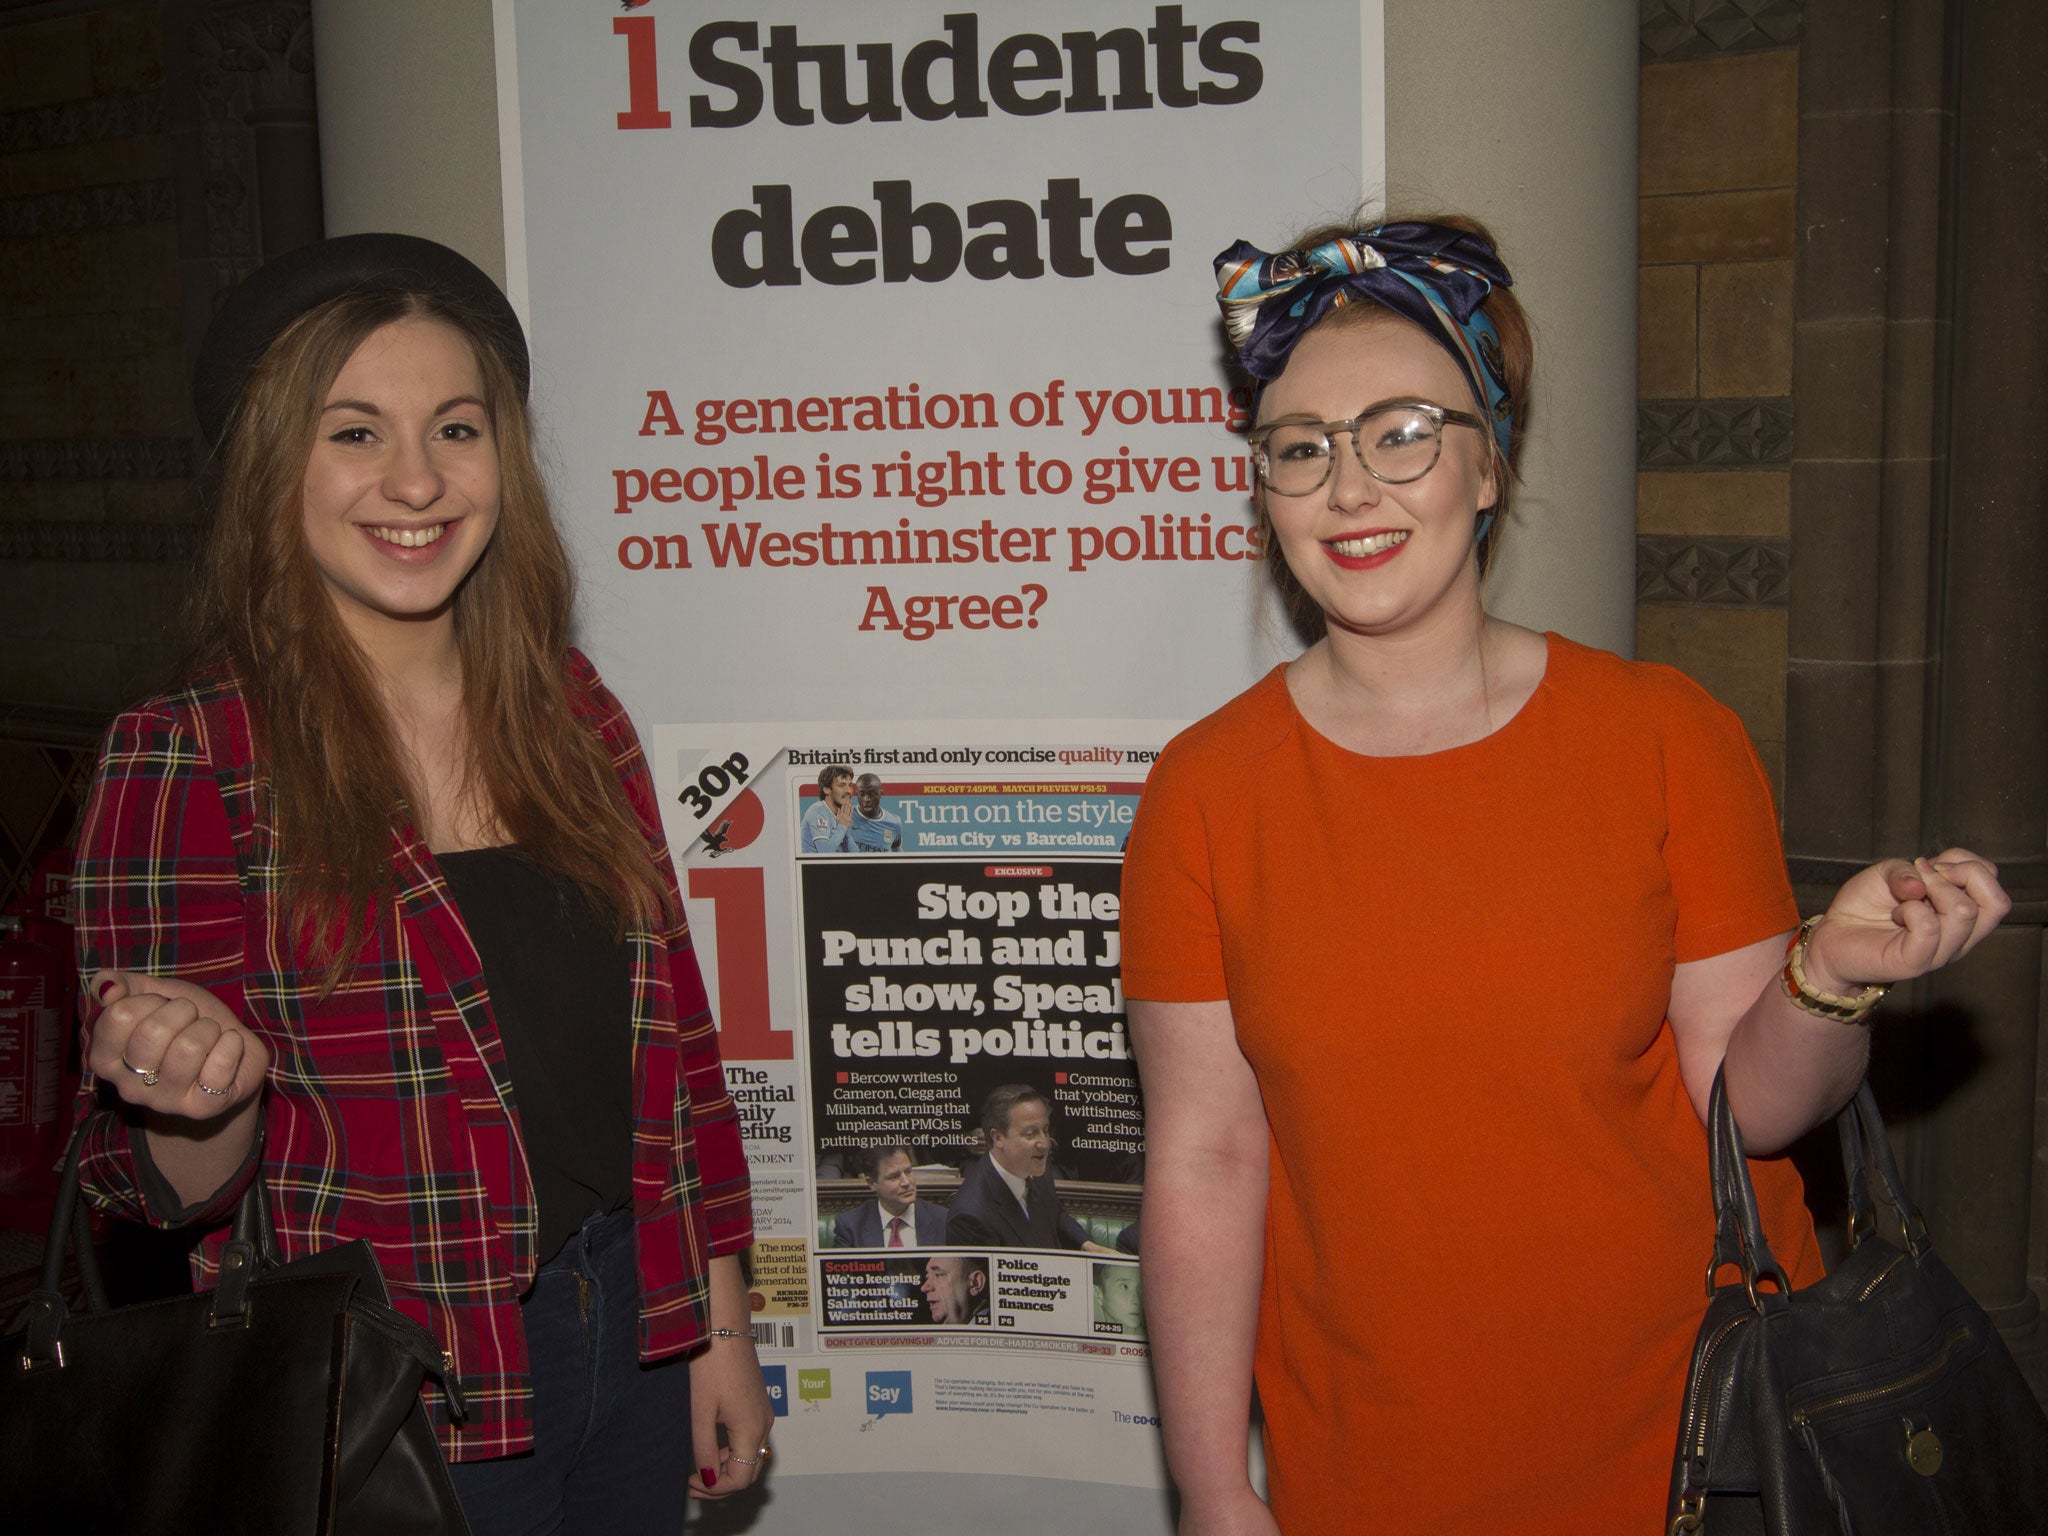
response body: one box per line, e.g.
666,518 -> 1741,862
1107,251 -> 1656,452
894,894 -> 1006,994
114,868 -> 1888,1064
87,970 -> 270,1121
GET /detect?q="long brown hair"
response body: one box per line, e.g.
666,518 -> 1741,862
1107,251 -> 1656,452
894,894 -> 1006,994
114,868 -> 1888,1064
198,289 -> 672,988
1247,210 -> 1536,642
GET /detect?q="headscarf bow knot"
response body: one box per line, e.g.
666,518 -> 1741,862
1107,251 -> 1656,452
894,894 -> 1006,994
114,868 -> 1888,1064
1214,222 -> 1516,463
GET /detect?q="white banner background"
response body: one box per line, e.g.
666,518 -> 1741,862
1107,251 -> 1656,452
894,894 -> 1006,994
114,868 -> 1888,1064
497,3 -> 1384,1525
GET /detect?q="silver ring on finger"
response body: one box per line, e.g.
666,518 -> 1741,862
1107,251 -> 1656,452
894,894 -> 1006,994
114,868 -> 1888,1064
120,1055 -> 162,1087
196,1080 -> 231,1097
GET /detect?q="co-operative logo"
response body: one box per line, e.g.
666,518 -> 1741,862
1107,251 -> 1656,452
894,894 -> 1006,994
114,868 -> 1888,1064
760,1364 -> 789,1417
866,1370 -> 913,1415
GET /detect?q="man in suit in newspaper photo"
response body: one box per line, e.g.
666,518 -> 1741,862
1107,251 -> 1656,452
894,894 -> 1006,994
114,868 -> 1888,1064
832,1144 -> 950,1248
946,1084 -> 1116,1252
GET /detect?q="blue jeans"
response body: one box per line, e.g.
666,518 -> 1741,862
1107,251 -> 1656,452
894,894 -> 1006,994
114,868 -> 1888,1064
448,1210 -> 694,1534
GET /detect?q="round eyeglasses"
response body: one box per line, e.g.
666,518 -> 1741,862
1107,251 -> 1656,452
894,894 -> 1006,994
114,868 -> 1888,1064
1246,401 -> 1489,496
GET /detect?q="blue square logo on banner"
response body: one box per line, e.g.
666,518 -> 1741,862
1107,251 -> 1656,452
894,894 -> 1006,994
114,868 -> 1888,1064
866,1370 -> 913,1415
761,1364 -> 788,1417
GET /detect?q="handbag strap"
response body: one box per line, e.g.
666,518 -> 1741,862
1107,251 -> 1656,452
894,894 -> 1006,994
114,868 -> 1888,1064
207,1149 -> 276,1326
227,1152 -> 283,1260
1705,1070 -> 1751,1281
1708,1067 -> 1933,1312
21,1120 -> 93,1368
25,1115 -> 276,1338
1837,1080 -> 1930,1254
1706,1067 -> 1790,1307
33,1119 -> 88,1298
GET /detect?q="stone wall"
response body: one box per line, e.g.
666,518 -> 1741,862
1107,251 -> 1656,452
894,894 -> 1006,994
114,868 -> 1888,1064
0,0 -> 317,907
0,3 -> 191,715
1636,2 -> 1801,793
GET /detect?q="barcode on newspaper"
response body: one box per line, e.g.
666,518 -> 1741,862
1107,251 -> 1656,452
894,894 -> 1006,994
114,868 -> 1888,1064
752,1322 -> 795,1348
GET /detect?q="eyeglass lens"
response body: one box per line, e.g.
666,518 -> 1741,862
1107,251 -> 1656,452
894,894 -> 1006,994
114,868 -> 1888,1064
1256,406 -> 1444,493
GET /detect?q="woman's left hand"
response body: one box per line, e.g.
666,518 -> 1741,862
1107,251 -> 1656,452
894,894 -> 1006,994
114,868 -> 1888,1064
685,1323 -> 774,1499
1804,848 -> 2011,995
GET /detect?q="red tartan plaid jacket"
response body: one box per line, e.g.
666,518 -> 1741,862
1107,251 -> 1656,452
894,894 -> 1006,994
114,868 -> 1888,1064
70,652 -> 753,1459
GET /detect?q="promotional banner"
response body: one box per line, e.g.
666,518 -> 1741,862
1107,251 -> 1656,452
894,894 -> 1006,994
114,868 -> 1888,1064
498,1 -> 1382,1522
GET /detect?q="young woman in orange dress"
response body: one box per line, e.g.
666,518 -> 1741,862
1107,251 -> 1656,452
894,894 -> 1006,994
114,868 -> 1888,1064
1121,215 -> 2008,1533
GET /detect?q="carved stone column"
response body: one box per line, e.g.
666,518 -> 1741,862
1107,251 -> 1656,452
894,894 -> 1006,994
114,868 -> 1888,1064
1916,0 -> 2048,1328
226,0 -> 324,261
1789,0 -> 2047,1362
163,0 -> 320,355
1785,1 -> 1936,877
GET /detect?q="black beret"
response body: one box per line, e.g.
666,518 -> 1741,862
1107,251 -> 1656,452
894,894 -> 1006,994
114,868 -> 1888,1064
191,232 -> 529,444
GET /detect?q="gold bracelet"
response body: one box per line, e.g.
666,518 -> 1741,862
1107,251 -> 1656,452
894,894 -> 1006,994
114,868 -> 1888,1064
1781,916 -> 1889,1024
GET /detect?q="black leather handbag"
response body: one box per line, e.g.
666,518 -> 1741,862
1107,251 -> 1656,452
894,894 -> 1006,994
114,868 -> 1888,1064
1666,1069 -> 2048,1534
0,1123 -> 471,1535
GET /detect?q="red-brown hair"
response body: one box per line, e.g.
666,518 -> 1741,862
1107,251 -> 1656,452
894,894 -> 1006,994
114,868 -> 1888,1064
197,289 -> 672,990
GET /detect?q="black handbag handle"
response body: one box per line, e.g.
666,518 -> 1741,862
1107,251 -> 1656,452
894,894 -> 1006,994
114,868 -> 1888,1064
30,1115 -> 276,1338
34,1118 -> 103,1305
1706,1069 -> 1788,1301
1707,1067 -> 1931,1311
1836,1080 -> 1929,1254
23,1120 -> 105,1368
1705,1069 -> 1752,1282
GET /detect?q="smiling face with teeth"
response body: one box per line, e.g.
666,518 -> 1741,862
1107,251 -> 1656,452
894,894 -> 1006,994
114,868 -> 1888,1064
299,316 -> 501,656
1256,313 -> 1499,642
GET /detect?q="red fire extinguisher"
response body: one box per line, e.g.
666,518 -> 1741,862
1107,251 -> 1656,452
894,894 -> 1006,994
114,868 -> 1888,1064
0,913 -> 68,1229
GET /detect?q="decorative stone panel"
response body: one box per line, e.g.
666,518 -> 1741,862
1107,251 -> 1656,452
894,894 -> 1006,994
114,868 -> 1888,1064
0,519 -> 204,561
0,178 -> 176,237
0,89 -> 169,153
1637,534 -> 1790,605
1643,0 -> 1801,63
0,438 -> 195,481
1638,397 -> 1795,467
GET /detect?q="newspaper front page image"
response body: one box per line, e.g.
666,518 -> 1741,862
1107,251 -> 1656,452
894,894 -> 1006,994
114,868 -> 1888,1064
652,721 -> 1175,1481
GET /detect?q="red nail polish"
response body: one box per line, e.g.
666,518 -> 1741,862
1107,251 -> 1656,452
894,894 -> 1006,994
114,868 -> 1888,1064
701,1466 -> 717,1488
95,977 -> 119,1002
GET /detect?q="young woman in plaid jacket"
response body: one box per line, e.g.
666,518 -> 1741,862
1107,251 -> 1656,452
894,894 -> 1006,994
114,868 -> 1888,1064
69,234 -> 772,1529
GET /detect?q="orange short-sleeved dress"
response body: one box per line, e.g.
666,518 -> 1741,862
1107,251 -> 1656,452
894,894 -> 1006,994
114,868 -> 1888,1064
1120,635 -> 1820,1532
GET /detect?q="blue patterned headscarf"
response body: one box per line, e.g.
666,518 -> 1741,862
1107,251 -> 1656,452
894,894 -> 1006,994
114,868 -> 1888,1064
1214,222 -> 1516,464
